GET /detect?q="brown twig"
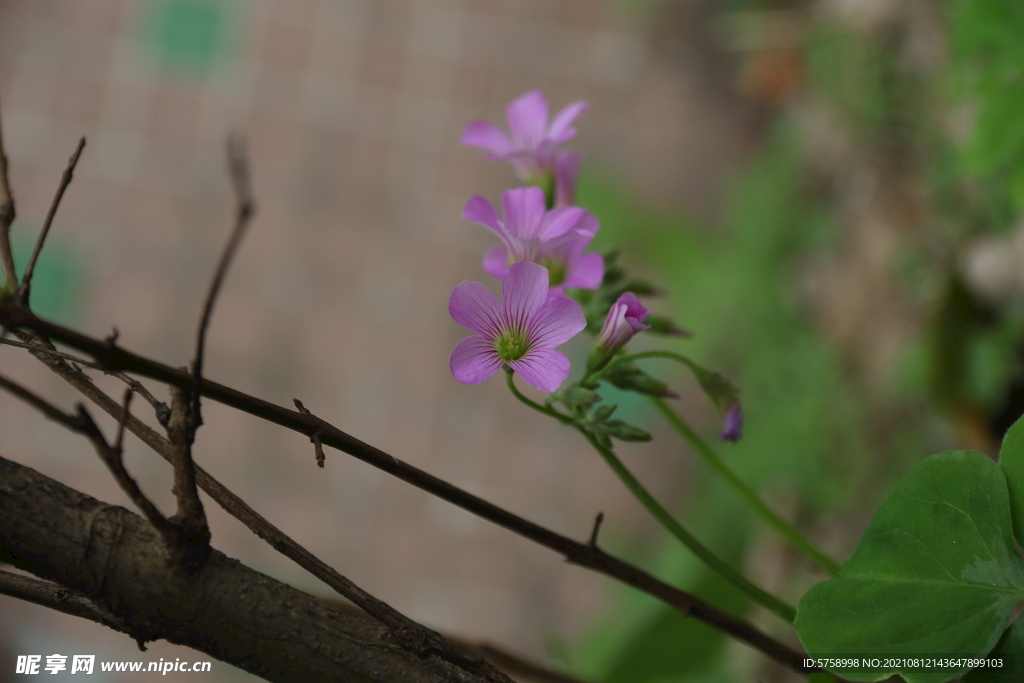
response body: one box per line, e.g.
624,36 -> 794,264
294,398 -> 326,467
587,512 -> 604,548
0,102 -> 15,294
0,302 -> 815,675
0,335 -> 101,368
0,569 -> 135,638
0,335 -> 170,429
164,383 -> 211,573
191,134 -> 254,430
0,370 -> 89,427
18,137 -> 86,306
75,399 -> 179,550
0,370 -> 177,550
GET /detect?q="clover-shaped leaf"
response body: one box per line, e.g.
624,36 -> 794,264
997,413 -> 1024,547
795,450 -> 1024,683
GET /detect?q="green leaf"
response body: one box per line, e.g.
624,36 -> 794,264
795,451 -> 1024,683
963,615 -> 1024,682
998,414 -> 1024,547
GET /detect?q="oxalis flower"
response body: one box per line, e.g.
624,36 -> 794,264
465,186 -> 603,291
462,90 -> 588,187
586,292 -> 651,373
449,261 -> 586,392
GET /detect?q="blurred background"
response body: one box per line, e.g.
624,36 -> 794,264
1,0 -> 1023,681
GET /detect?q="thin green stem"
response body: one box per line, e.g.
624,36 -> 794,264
586,350 -> 698,386
579,429 -> 796,623
652,397 -> 841,576
504,368 -> 575,426
504,364 -> 800,621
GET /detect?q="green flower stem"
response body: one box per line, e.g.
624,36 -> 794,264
579,429 -> 797,623
504,368 -> 575,426
505,365 -> 797,621
652,397 -> 842,577
584,350 -> 699,386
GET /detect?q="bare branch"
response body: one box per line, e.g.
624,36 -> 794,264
0,370 -> 89,429
1,335 -> 102,368
18,136 -> 86,305
2,568 -> 594,683
1,335 -> 170,427
0,456 -> 503,683
587,512 -> 604,548
165,384 -> 211,573
0,101 -> 16,293
75,401 -> 179,548
294,398 -> 326,468
191,134 -> 255,430
0,302 -> 815,674
0,570 -> 134,638
113,389 -> 131,457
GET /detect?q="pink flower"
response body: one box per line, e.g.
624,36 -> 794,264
465,187 -> 603,290
462,91 -> 588,184
586,293 -> 652,372
449,261 -> 586,392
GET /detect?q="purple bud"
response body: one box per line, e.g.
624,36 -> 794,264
719,403 -> 743,442
597,293 -> 652,353
586,293 -> 652,373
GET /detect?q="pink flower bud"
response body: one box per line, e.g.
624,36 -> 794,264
587,293 -> 651,373
597,293 -> 651,352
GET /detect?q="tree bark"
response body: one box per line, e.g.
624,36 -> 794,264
0,453 -> 490,683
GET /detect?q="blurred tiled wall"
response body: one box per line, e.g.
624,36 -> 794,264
0,1 -> 745,680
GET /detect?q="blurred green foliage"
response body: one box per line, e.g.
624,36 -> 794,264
951,0 -> 1024,216
569,0 -> 1024,680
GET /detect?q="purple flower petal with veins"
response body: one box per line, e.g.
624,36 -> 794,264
462,91 -> 588,182
464,187 -> 603,290
449,261 -> 586,392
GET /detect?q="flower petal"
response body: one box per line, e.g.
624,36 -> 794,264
450,336 -> 503,385
530,295 -> 586,348
548,100 -> 588,142
572,211 -> 599,238
449,280 -> 502,336
501,261 -> 548,330
463,195 -> 506,240
501,187 -> 547,239
509,348 -> 571,392
461,120 -> 515,156
506,91 -> 549,150
563,251 -> 604,290
483,244 -> 508,279
538,206 -> 588,242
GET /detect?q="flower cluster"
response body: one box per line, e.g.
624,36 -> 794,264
449,91 -> 624,392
